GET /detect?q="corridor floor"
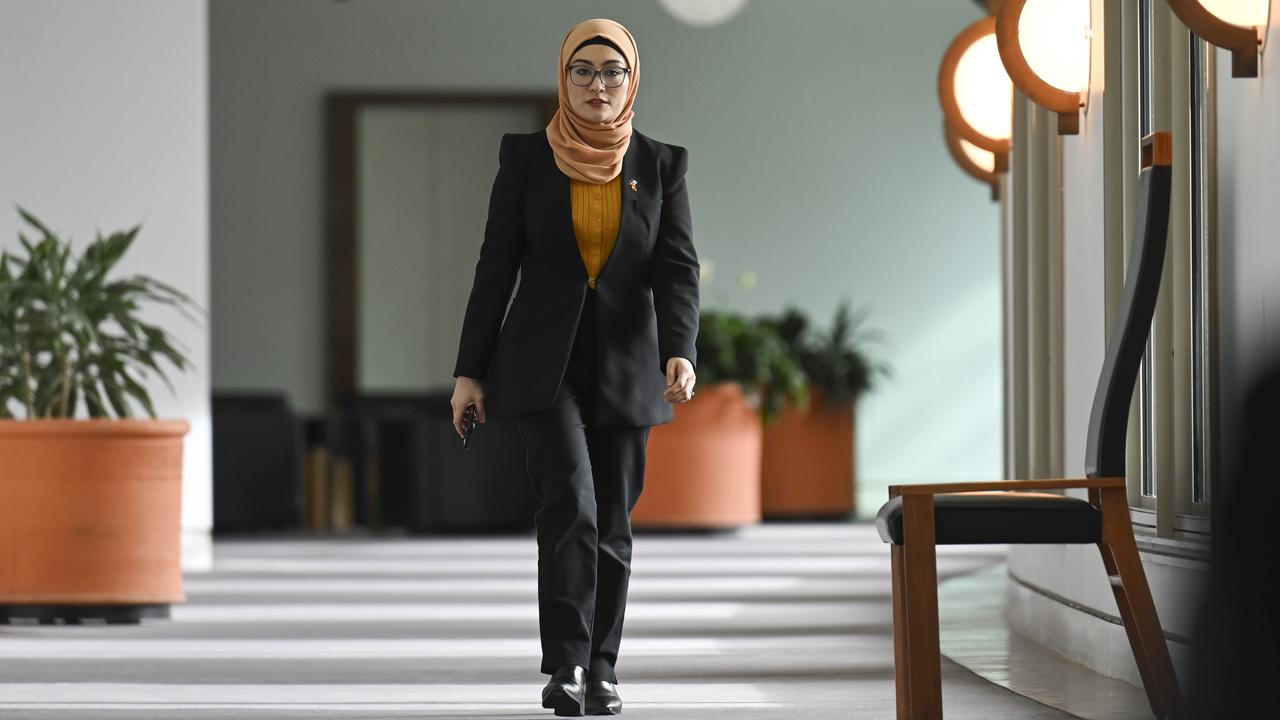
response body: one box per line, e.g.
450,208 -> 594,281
0,521 -> 1081,718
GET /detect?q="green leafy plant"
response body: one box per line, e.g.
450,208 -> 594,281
693,308 -> 808,424
759,299 -> 888,407
0,206 -> 207,420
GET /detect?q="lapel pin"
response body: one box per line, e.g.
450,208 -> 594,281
628,179 -> 638,192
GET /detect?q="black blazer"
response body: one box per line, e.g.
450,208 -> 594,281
452,128 -> 700,426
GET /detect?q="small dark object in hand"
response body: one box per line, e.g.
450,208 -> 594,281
461,406 -> 478,450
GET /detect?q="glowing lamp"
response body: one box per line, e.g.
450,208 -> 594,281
939,17 -> 1013,154
996,0 -> 1091,134
657,0 -> 750,27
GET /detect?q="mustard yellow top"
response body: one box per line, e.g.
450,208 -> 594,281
569,174 -> 622,289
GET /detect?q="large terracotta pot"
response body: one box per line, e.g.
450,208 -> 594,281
761,386 -> 856,518
634,381 -> 762,529
0,418 -> 190,622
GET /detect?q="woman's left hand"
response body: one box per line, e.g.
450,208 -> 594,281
664,357 -> 696,403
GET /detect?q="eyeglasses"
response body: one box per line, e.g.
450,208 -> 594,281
565,64 -> 630,88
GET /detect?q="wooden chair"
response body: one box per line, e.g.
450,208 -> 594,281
875,132 -> 1184,720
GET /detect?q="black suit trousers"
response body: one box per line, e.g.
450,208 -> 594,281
512,288 -> 651,683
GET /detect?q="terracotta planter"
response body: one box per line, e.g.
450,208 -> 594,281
634,381 -> 762,529
761,387 -> 855,518
0,418 -> 190,621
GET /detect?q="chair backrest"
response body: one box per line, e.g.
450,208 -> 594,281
1084,132 -> 1173,478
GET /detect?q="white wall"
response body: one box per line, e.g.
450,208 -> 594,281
0,0 -> 212,570
1006,0 -> 1279,688
1215,6 -> 1280,469
210,0 -> 1004,514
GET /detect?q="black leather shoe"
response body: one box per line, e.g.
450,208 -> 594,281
584,679 -> 622,715
541,664 -> 586,716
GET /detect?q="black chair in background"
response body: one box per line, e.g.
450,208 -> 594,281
345,391 -> 537,534
212,388 -> 536,534
211,392 -> 306,533
875,132 -> 1184,719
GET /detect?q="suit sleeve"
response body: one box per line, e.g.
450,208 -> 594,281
649,144 -> 700,376
453,133 -> 527,381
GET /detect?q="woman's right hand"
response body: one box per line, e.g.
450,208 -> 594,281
451,377 -> 487,439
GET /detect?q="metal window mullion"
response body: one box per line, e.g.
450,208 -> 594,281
1027,100 -> 1051,480
1103,0 -> 1127,335
1011,93 -> 1032,481
1189,32 -> 1217,515
1120,0 -> 1145,510
1048,129 -> 1065,479
1151,0 -> 1179,539
1133,0 -> 1159,510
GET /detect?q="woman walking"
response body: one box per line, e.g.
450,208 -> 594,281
450,17 -> 700,716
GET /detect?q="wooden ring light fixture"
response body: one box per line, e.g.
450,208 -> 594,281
939,16 -> 1013,155
996,0 -> 1091,135
1167,0 -> 1270,77
944,122 -> 1007,200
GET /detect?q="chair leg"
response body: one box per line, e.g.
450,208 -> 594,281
891,544 -> 913,719
1095,487 -> 1185,719
900,494 -> 943,719
1095,540 -> 1165,716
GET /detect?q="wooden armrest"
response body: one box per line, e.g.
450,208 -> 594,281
888,477 -> 1124,498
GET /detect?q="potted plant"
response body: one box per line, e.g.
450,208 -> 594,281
0,206 -> 205,624
634,308 -> 808,529
758,300 -> 886,519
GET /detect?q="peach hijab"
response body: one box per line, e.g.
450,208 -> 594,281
546,18 -> 639,183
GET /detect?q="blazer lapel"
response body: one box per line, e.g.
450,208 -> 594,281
600,139 -> 639,282
546,135 -> 640,285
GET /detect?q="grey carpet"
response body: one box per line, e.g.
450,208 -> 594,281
0,522 -> 1080,718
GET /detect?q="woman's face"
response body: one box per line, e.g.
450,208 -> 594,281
566,43 -> 630,124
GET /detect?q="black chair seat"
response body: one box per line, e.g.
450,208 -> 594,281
875,492 -> 1103,545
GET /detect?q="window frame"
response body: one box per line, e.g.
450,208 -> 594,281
1113,0 -> 1215,541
